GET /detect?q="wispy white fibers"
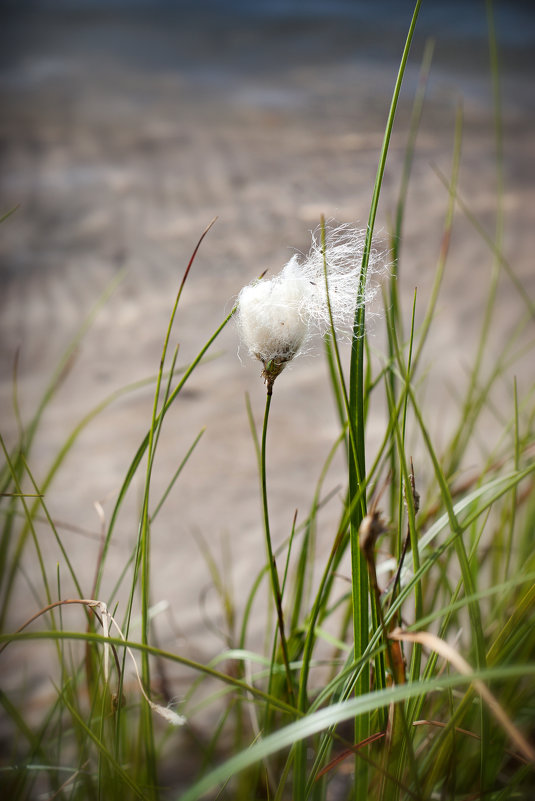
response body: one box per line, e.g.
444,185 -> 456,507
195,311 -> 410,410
236,223 -> 385,390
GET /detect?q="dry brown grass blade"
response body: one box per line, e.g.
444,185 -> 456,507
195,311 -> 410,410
315,731 -> 386,780
390,628 -> 535,763
413,719 -> 532,765
0,598 -> 185,726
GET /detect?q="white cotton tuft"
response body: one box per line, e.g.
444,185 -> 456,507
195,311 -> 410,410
238,255 -> 313,364
150,703 -> 187,728
236,223 -> 385,390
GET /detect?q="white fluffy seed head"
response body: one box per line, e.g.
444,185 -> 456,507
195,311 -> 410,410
238,256 -> 312,361
236,223 -> 385,389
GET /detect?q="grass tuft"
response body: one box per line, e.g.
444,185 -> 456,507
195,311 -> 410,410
1,3 -> 534,800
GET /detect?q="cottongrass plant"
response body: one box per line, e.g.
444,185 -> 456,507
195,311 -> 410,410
1,1 -> 535,800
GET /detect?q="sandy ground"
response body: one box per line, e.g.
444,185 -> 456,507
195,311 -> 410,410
0,0 -> 534,775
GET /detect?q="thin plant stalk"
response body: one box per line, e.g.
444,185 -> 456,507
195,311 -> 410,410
93,305 -> 236,601
348,4 -> 422,796
260,390 -> 295,706
387,36 -> 434,526
136,223 -> 215,793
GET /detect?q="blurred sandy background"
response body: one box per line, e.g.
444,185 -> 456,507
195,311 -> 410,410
1,0 -> 534,741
